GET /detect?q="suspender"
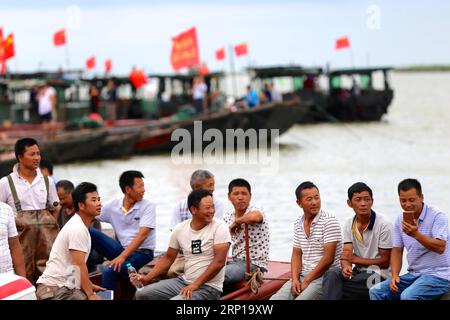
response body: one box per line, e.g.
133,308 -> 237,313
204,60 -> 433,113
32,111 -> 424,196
7,174 -> 51,212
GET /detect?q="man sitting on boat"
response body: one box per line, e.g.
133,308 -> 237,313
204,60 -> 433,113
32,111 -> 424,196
168,169 -> 224,278
35,182 -> 105,300
370,179 -> 450,300
223,178 -> 269,287
133,189 -> 231,300
322,182 -> 392,300
89,170 -> 156,293
244,85 -> 259,108
270,181 -> 342,300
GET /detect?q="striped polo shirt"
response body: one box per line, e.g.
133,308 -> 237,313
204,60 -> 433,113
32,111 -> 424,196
393,203 -> 450,281
293,209 -> 342,275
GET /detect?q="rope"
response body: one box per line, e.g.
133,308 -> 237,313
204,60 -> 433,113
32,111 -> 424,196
244,267 -> 264,294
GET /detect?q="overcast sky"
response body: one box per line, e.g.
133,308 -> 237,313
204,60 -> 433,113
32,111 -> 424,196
1,0 -> 449,75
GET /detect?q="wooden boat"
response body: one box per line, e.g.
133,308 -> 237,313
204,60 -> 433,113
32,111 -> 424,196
89,259 -> 290,300
0,128 -> 108,165
326,67 -> 394,121
97,126 -> 144,159
248,65 -> 394,123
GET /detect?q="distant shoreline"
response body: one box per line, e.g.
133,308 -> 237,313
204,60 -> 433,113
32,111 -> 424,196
394,65 -> 450,72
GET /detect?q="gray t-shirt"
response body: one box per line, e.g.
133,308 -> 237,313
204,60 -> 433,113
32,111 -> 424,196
343,211 -> 392,278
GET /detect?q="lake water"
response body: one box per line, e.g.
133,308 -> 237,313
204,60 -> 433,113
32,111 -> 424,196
56,71 -> 450,262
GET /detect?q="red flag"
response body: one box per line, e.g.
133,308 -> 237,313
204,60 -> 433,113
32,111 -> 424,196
3,33 -> 15,60
0,29 -> 5,74
129,69 -> 148,89
197,63 -> 209,75
105,59 -> 112,73
215,47 -> 225,61
86,56 -> 96,70
53,29 -> 66,46
170,27 -> 200,71
335,36 -> 350,50
234,43 -> 248,57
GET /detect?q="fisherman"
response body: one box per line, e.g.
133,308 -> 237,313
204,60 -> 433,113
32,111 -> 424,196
192,76 -> 207,115
0,138 -> 59,284
168,169 -> 224,277
36,182 -> 105,300
89,170 -> 156,293
270,181 -> 342,300
223,178 -> 270,287
322,182 -> 392,300
133,189 -> 231,300
370,179 -> 450,300
37,82 -> 57,141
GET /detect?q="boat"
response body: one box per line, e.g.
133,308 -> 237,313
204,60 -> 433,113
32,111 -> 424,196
247,65 -> 394,123
326,67 -> 394,121
89,259 -> 290,300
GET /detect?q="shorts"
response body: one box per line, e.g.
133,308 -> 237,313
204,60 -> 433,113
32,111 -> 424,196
39,112 -> 52,122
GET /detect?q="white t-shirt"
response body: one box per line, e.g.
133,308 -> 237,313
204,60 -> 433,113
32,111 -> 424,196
0,164 -> 59,214
193,83 -> 207,100
37,214 -> 91,288
169,219 -> 231,292
0,203 -> 18,274
38,86 -> 56,115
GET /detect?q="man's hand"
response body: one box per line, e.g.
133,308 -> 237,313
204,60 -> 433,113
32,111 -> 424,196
229,221 -> 241,237
342,265 -> 353,280
300,278 -> 310,292
108,254 -> 127,272
401,220 -> 419,238
340,251 -> 355,263
291,279 -> 302,297
179,283 -> 200,299
129,273 -> 148,286
88,293 -> 102,300
389,275 -> 400,293
92,284 -> 106,292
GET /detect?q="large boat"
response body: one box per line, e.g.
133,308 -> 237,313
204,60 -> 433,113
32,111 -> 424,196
247,65 -> 394,123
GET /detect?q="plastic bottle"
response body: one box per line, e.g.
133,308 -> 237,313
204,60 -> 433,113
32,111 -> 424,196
126,263 -> 144,291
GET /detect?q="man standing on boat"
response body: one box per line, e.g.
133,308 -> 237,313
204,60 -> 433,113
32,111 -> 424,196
133,189 -> 230,300
322,182 -> 392,300
37,82 -> 57,141
168,169 -> 224,277
223,178 -> 270,286
370,179 -> 450,300
270,181 -> 342,300
89,170 -> 156,293
0,138 -> 59,284
36,182 -> 105,300
192,76 -> 207,115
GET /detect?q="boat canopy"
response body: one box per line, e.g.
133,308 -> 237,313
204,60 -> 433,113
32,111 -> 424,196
248,66 -> 323,79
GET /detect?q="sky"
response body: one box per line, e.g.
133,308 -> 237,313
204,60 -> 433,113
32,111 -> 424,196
1,0 -> 449,75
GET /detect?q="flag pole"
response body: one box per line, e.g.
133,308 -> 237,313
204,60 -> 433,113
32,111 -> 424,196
229,44 -> 238,99
349,47 -> 354,68
65,30 -> 70,71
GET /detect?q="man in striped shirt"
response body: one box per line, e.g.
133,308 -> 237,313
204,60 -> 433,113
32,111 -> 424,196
370,179 -> 450,300
270,181 -> 342,300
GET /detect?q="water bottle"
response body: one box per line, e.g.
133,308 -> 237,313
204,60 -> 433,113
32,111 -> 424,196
126,263 -> 144,291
